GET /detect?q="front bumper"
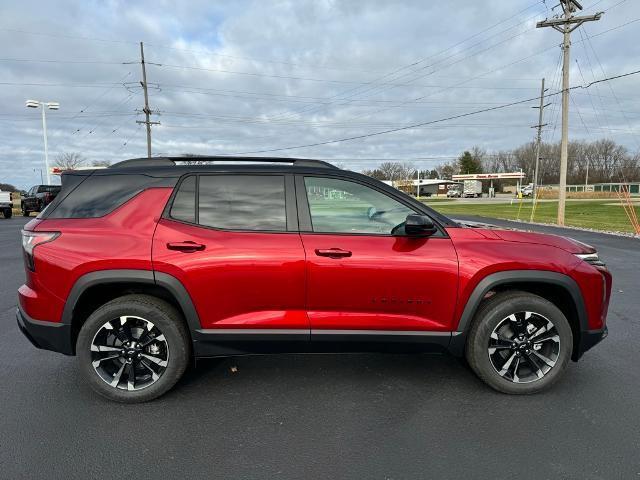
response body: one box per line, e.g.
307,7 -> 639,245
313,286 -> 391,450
16,307 -> 74,355
574,326 -> 608,360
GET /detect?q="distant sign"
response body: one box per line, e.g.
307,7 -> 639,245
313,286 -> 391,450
452,172 -> 526,180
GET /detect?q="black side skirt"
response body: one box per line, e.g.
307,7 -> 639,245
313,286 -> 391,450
192,329 -> 455,357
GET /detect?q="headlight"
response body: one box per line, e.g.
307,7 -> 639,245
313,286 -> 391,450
575,252 -> 605,267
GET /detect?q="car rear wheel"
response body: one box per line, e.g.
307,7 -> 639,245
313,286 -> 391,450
466,291 -> 573,394
3,208 -> 11,219
77,294 -> 190,403
22,206 -> 29,217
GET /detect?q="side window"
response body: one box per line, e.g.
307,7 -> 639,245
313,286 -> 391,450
170,176 -> 196,223
46,174 -> 168,218
304,177 -> 416,235
198,175 -> 287,231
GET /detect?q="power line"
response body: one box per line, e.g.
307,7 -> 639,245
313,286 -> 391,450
220,68 -> 640,156
267,2 -> 547,121
0,58 -> 135,65
329,11 -> 636,126
0,82 -> 125,87
581,25 -> 640,148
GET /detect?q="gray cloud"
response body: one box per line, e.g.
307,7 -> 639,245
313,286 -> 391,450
1,0 -> 639,189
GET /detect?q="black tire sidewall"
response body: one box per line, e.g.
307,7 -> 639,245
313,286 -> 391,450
77,295 -> 190,403
466,292 -> 573,394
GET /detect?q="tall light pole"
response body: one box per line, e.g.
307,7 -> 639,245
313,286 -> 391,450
536,0 -> 602,225
26,100 -> 60,185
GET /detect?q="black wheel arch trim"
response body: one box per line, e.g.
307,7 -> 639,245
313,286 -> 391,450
62,269 -> 202,333
448,270 -> 589,357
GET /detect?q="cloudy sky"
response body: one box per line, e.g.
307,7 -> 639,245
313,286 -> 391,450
1,0 -> 639,189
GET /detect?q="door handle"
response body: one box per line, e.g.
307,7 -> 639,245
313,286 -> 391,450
167,241 -> 206,252
315,248 -> 352,259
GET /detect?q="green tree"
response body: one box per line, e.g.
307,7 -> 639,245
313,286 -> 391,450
458,151 -> 483,174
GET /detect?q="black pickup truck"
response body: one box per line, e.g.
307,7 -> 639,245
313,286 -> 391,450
22,185 -> 61,217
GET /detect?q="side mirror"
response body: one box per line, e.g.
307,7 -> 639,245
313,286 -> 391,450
404,214 -> 437,236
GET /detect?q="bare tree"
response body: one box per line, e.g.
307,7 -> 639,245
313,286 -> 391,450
55,152 -> 86,171
436,161 -> 458,180
438,139 -> 640,186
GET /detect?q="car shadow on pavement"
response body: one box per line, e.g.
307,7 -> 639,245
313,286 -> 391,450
175,352 -> 483,396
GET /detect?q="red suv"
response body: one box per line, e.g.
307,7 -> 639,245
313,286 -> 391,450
17,157 -> 611,402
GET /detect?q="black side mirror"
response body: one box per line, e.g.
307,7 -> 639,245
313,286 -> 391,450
404,214 -> 437,236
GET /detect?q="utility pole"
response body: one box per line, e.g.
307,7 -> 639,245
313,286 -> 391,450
536,0 -> 602,225
530,78 -> 550,222
136,41 -> 160,158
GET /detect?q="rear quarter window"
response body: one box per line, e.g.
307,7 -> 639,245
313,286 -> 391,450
46,174 -> 173,219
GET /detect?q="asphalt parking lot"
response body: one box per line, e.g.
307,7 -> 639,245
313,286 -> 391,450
1,216 -> 639,479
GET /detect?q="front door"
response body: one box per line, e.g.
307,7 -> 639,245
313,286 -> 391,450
297,175 -> 459,344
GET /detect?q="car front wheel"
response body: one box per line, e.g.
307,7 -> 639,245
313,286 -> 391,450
466,291 -> 573,394
76,294 -> 190,403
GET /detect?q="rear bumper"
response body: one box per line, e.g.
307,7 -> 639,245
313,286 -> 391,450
16,307 -> 74,355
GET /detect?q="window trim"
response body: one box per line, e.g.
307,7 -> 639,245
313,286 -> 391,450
164,172 -> 296,234
295,174 -> 447,238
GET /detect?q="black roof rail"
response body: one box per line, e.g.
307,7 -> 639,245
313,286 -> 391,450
110,156 -> 337,169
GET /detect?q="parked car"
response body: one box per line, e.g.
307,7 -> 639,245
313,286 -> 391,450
446,186 -> 461,198
21,185 -> 61,216
17,157 -> 611,402
521,184 -> 534,197
0,190 -> 12,218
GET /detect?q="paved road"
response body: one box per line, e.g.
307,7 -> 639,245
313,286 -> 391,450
1,216 -> 638,479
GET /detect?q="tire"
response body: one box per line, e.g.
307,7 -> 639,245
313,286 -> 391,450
3,208 -> 11,219
22,206 -> 30,217
465,290 -> 573,394
77,294 -> 190,403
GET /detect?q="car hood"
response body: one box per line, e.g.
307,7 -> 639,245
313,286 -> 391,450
453,219 -> 596,254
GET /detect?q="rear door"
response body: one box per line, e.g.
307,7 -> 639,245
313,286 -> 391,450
152,173 -> 308,347
296,175 -> 459,345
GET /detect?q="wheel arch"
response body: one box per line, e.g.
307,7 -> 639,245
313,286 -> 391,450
63,270 -> 200,354
449,270 -> 587,360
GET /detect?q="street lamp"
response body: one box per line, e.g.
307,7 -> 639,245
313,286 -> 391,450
25,100 -> 60,185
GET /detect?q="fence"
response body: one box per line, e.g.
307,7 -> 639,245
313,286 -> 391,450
541,182 -> 640,195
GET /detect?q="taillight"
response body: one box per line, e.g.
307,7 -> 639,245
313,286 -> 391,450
21,230 -> 60,271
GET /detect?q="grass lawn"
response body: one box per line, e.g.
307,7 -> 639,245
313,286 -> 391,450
424,199 -> 640,234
